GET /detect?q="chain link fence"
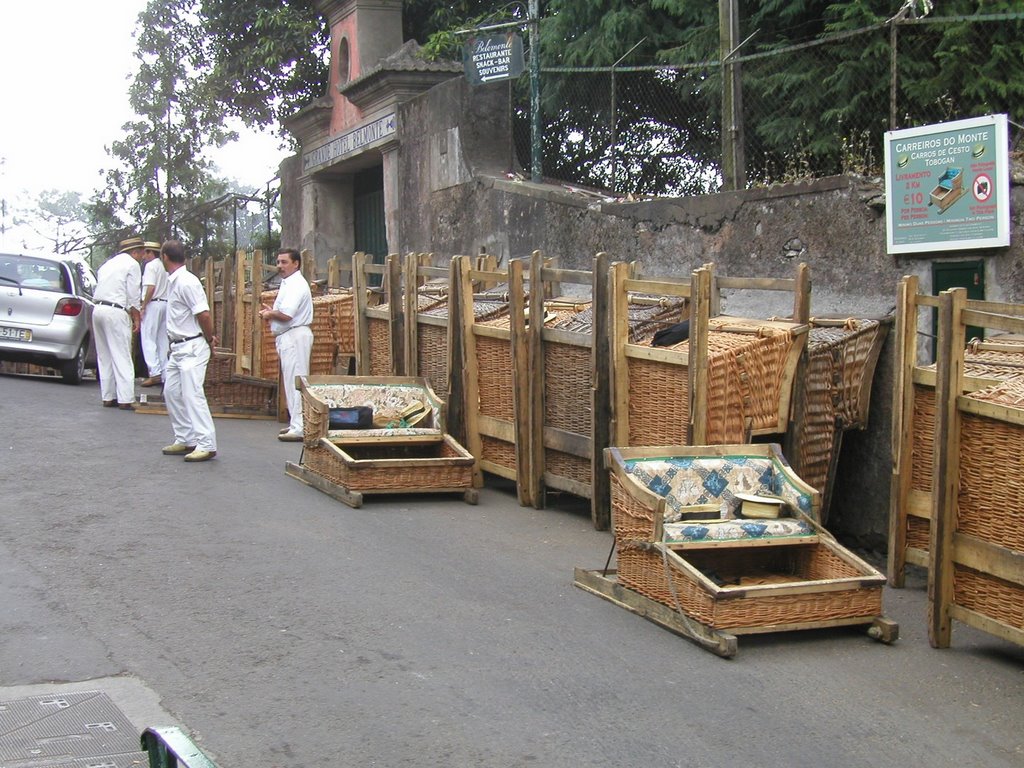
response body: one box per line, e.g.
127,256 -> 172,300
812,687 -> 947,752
511,12 -> 1024,196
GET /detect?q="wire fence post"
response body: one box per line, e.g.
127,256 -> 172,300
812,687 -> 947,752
528,0 -> 542,182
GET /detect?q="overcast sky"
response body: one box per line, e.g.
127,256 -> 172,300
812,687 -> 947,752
0,0 -> 289,249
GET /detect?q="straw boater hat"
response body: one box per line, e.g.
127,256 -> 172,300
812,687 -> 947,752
118,236 -> 145,254
144,241 -> 161,253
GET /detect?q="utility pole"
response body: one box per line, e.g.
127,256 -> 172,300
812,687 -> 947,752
528,0 -> 542,183
719,0 -> 746,190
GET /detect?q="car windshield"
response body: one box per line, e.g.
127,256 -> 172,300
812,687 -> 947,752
0,255 -> 70,293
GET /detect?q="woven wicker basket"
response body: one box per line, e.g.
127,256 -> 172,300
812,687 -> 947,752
627,320 -> 798,446
302,436 -> 475,493
958,380 -> 1024,554
610,473 -> 883,630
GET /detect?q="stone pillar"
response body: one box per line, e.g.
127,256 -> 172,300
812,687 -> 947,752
381,141 -> 401,255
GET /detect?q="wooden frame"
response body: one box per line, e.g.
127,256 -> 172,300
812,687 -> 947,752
523,251 -> 615,528
889,281 -> 1024,648
353,252 -> 401,377
455,255 -> 529,499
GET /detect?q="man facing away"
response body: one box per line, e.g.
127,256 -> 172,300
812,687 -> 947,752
139,240 -> 169,387
92,236 -> 143,409
160,239 -> 218,462
259,248 -> 313,442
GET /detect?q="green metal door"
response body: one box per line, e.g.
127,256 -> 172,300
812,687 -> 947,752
354,167 -> 387,266
932,260 -> 985,350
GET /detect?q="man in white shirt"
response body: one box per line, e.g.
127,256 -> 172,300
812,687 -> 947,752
259,248 -> 313,442
92,236 -> 143,409
139,241 -> 169,387
160,239 -> 218,462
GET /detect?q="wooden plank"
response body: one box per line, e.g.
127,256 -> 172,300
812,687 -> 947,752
622,341 -> 689,364
727,615 -> 890,637
928,287 -> 965,648
948,604 -> 1024,648
792,262 -> 811,324
540,266 -> 591,284
590,251 -> 613,531
573,568 -> 738,658
542,425 -> 591,458
352,252 -> 372,376
667,535 -> 821,552
961,308 -> 1024,335
527,251 -> 547,508
231,250 -> 245,374
472,324 -> 512,341
387,253 -> 404,376
888,285 -> 919,588
689,268 -> 711,445
456,255 -> 484,487
957,395 -> 1024,425
716,275 -> 796,291
540,326 -> 591,347
510,257 -> 534,506
403,252 -> 418,377
286,461 -> 363,507
906,548 -> 929,567
609,261 -> 632,447
952,533 -> 1024,586
252,251 -> 264,378
477,414 -> 516,442
542,473 -> 592,499
621,276 -> 692,297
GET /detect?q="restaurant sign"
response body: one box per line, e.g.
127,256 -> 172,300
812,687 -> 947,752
884,114 -> 1009,254
463,33 -> 525,86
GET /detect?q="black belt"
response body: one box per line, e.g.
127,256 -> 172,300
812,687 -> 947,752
95,300 -> 127,310
152,298 -> 167,302
169,333 -> 204,346
275,324 -> 311,337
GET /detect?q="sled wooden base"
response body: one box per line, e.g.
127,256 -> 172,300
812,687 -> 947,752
573,567 -> 898,658
285,460 -> 480,509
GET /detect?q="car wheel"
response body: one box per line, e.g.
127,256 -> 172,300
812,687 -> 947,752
61,343 -> 87,385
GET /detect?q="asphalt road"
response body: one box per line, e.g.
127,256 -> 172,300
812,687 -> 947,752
1,372 -> 1023,768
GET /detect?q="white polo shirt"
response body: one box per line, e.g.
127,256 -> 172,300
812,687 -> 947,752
142,257 -> 169,301
94,252 -> 142,310
165,267 -> 209,340
271,270 -> 313,337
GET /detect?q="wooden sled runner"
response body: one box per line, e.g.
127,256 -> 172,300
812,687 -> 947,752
575,443 -> 898,657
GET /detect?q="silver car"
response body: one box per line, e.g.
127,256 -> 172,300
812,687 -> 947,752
0,251 -> 98,384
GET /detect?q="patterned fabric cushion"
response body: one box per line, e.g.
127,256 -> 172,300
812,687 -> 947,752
623,455 -> 813,519
663,518 -> 813,544
309,383 -> 443,436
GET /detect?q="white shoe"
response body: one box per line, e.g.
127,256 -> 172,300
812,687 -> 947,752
278,431 -> 303,443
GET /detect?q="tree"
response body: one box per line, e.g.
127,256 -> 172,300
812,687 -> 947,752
89,0 -> 234,246
14,190 -> 90,254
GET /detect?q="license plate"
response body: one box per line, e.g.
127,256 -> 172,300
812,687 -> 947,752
0,325 -> 31,342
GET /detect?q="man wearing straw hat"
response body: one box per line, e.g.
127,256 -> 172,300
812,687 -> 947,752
92,236 -> 143,409
160,239 -> 218,462
259,248 -> 313,442
139,241 -> 169,387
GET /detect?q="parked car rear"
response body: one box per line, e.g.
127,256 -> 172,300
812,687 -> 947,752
0,251 -> 98,384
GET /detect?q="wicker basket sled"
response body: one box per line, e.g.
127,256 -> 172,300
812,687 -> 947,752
575,443 -> 897,657
285,375 -> 478,508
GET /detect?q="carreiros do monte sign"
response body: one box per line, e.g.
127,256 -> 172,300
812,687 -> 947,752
463,33 -> 525,86
884,114 -> 1009,254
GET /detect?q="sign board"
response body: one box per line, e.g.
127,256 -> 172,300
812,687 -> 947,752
302,113 -> 397,173
884,114 -> 1009,254
463,33 -> 525,86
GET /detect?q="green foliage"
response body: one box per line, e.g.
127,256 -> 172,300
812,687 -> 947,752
16,190 -> 90,254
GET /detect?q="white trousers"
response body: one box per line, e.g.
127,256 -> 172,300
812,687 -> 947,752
93,304 -> 135,404
164,337 -> 217,451
141,301 -> 168,377
276,326 -> 313,433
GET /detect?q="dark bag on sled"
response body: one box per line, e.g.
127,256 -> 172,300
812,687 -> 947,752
328,406 -> 374,429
